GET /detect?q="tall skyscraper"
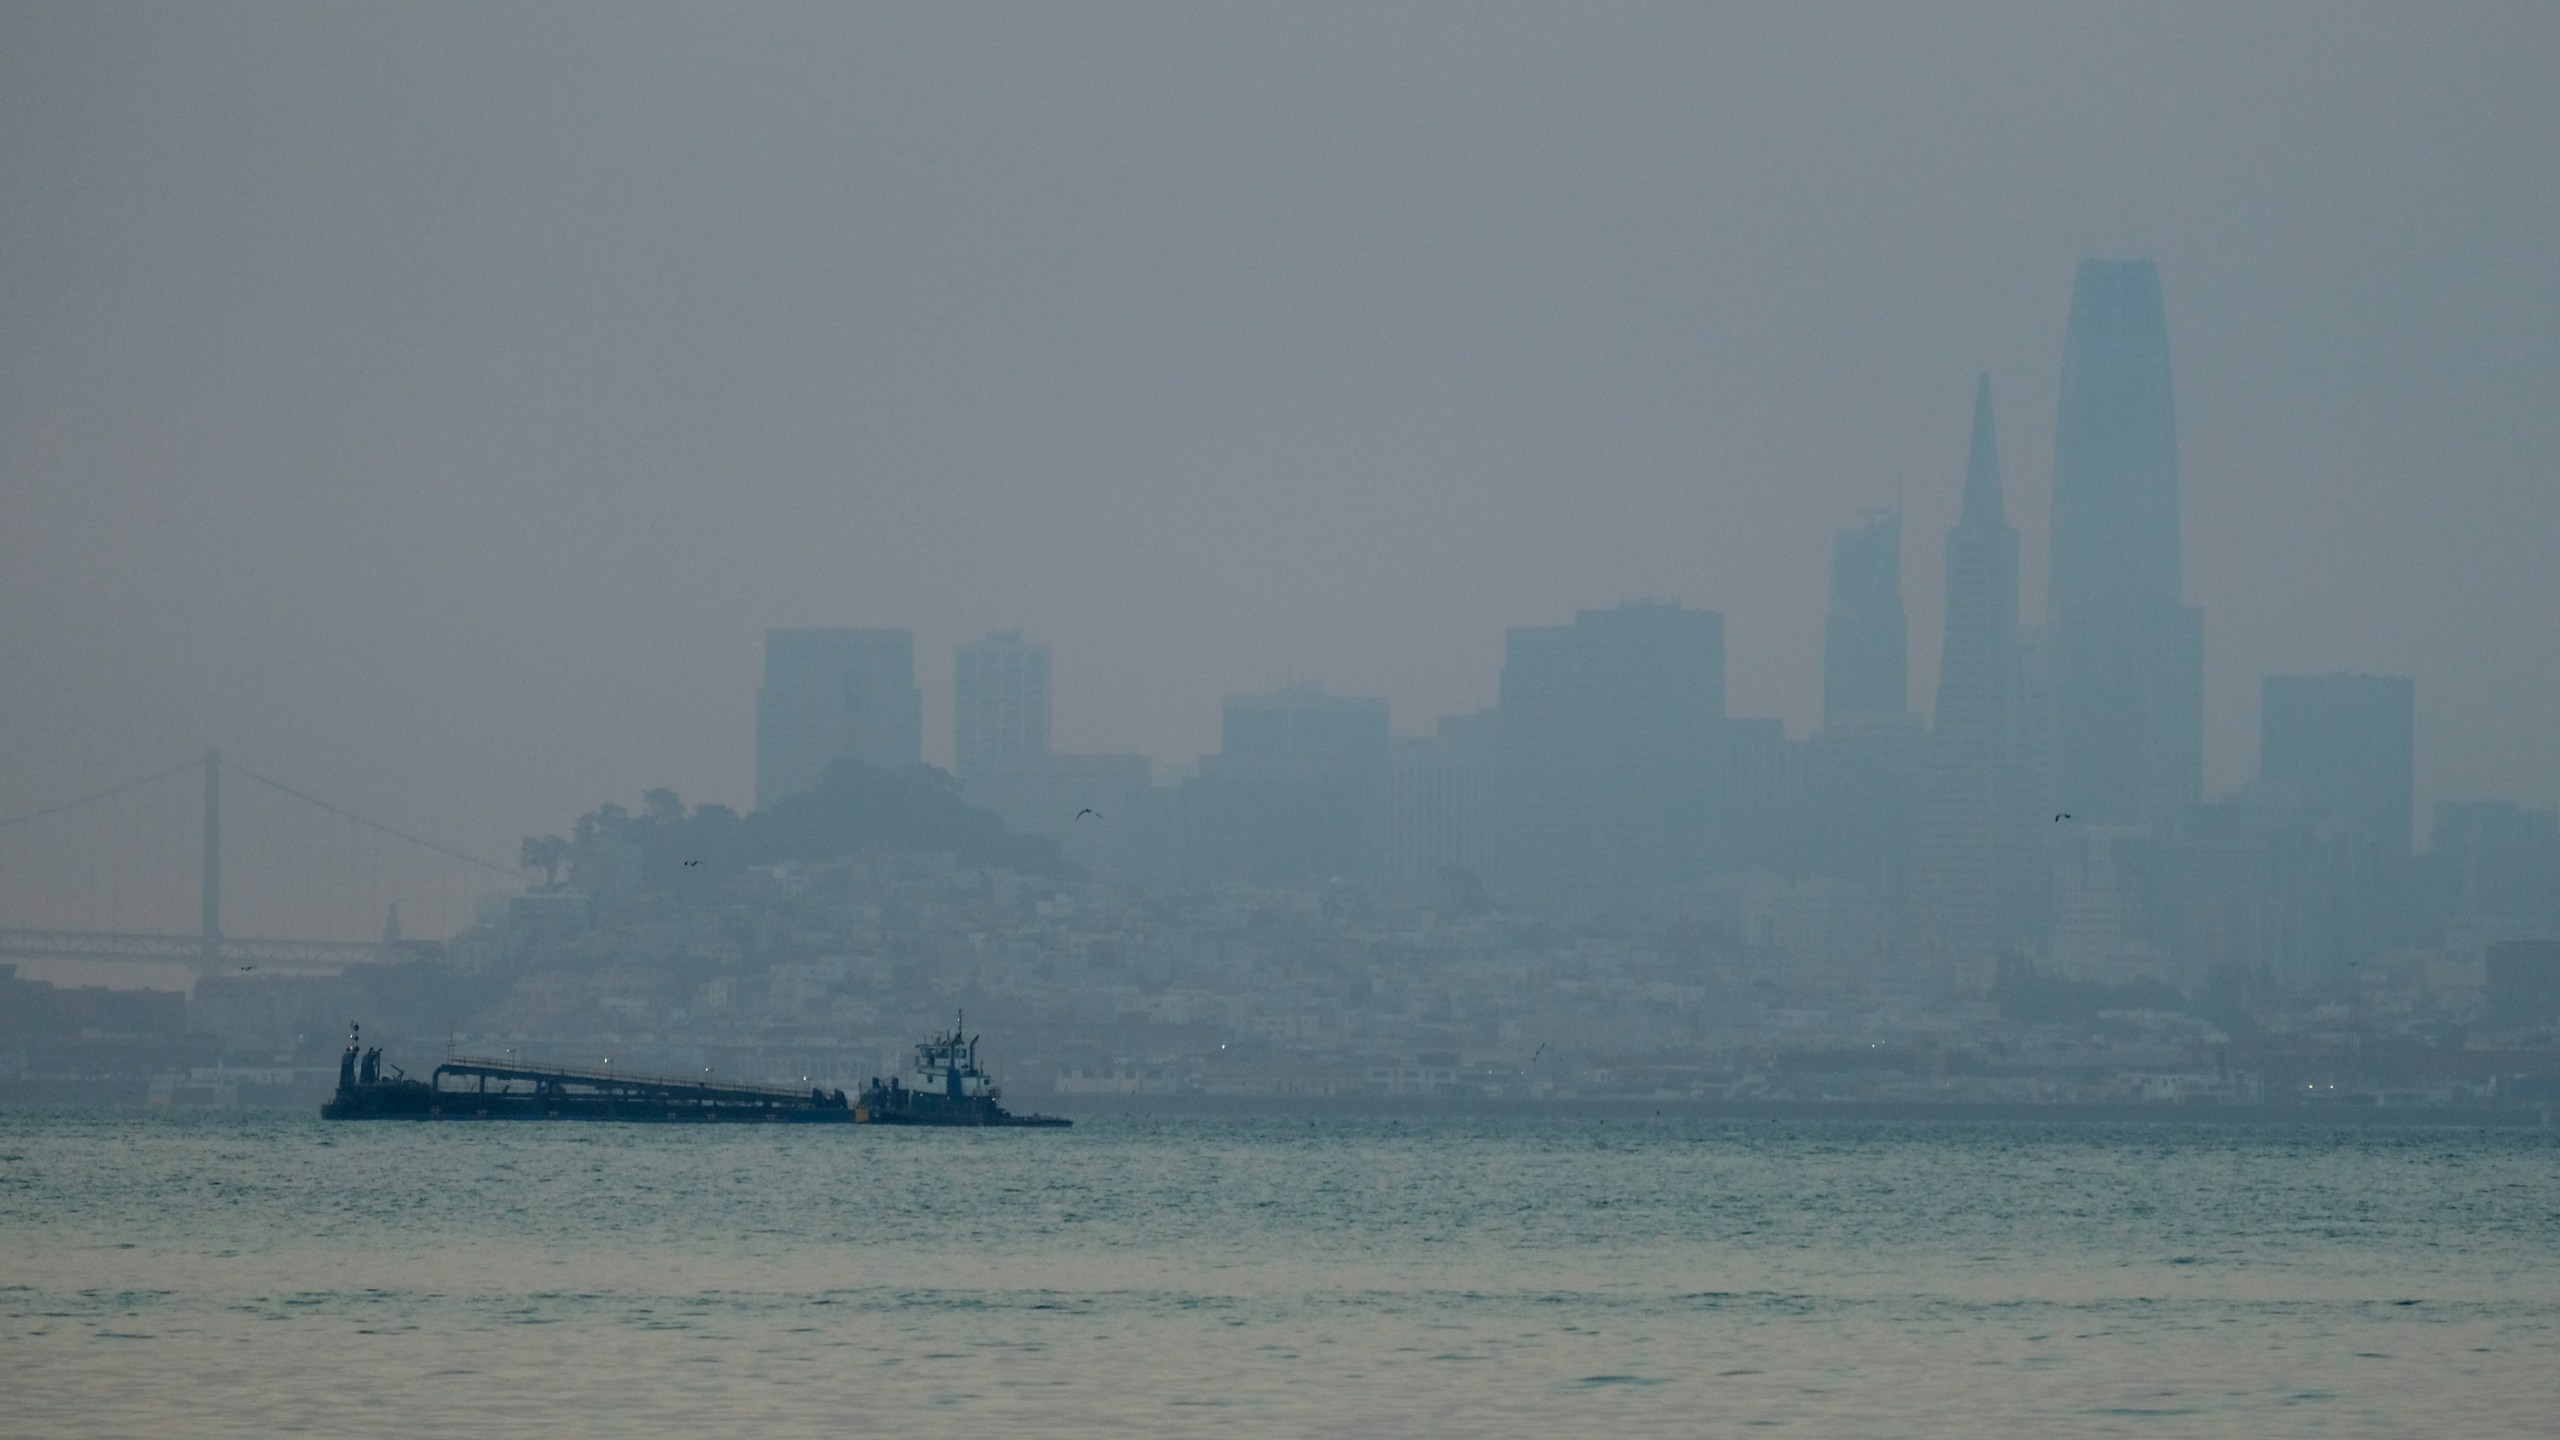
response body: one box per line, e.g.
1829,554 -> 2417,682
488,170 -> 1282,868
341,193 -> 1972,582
2049,259 -> 2203,830
753,628 -> 923,808
1493,602 -> 1725,911
1915,376 -> 2038,983
954,631 -> 1051,783
1822,511 -> 1909,729
2260,674 -> 2415,855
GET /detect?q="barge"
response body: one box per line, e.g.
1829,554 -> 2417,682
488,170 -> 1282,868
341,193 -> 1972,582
321,1020 -> 1067,1126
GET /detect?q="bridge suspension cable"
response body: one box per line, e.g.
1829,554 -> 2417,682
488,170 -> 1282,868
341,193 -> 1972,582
219,760 -> 519,878
0,748 -> 530,966
0,757 -> 204,831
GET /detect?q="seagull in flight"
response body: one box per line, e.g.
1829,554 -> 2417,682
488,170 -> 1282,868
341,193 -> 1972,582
683,859 -> 701,866
2053,813 -> 2072,822
237,964 -> 255,972
1075,808 -> 1101,821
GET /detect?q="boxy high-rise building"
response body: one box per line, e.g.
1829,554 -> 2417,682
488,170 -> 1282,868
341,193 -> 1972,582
2260,674 -> 2416,855
1192,687 -> 1392,883
1493,602 -> 1725,912
954,631 -> 1052,783
1389,709 -> 1498,888
951,632 -> 1155,876
1822,511 -> 1909,730
1807,508 -> 1922,916
753,628 -> 923,809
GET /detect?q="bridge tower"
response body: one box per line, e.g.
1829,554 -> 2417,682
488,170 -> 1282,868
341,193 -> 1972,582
201,746 -> 220,967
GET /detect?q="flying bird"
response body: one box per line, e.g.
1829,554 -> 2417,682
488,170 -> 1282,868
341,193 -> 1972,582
237,965 -> 255,972
683,859 -> 701,866
1075,808 -> 1101,821
2053,813 -> 2072,822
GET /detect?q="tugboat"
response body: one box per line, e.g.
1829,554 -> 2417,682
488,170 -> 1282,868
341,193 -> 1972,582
319,1022 -> 441,1117
857,1016 -> 1069,1127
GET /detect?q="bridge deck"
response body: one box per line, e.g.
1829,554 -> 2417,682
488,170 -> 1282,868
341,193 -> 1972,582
0,927 -> 407,971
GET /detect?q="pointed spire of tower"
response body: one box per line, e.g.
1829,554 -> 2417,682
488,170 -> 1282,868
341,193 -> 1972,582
1924,369 -> 2032,986
1961,372 -> 2004,527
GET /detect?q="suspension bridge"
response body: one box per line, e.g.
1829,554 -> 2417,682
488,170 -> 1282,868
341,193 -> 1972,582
0,749 -> 525,977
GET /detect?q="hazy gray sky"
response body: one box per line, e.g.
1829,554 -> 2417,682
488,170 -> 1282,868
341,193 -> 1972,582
4,2 -> 2555,864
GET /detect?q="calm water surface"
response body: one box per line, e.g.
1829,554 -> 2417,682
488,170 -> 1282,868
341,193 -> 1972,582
3,1110 -> 2555,1436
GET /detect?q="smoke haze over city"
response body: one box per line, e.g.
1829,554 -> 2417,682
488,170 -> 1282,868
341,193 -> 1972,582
14,13 -> 2560,1435
4,2 -> 2555,869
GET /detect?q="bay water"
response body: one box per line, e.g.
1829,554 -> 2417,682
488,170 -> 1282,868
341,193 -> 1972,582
4,1110 -> 2555,1436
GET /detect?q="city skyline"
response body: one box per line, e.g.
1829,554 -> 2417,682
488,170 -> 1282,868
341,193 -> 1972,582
3,5 -> 2554,875
8,14 -> 2558,1434
739,276 -> 2389,836
8,264 -> 2528,861
0,243 -> 2521,926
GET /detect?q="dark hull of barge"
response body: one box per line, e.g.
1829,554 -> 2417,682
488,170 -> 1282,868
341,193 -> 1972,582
322,1050 -> 1068,1126
322,1054 -> 864,1123
321,1022 -> 1067,1126
321,1087 -> 864,1122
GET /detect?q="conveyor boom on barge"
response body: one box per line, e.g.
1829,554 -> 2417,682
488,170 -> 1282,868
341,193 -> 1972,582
322,1023 -> 856,1122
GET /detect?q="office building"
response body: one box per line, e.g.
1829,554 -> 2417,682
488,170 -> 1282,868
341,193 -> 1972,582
1822,511 -> 1909,729
1192,687 -> 1392,883
948,632 -> 1156,873
2260,674 -> 2416,854
1914,376 -> 2039,985
1389,710 -> 1498,888
753,628 -> 923,808
2048,260 -> 2204,830
1493,602 -> 1725,911
955,632 -> 1052,783
1806,509 -> 1922,907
